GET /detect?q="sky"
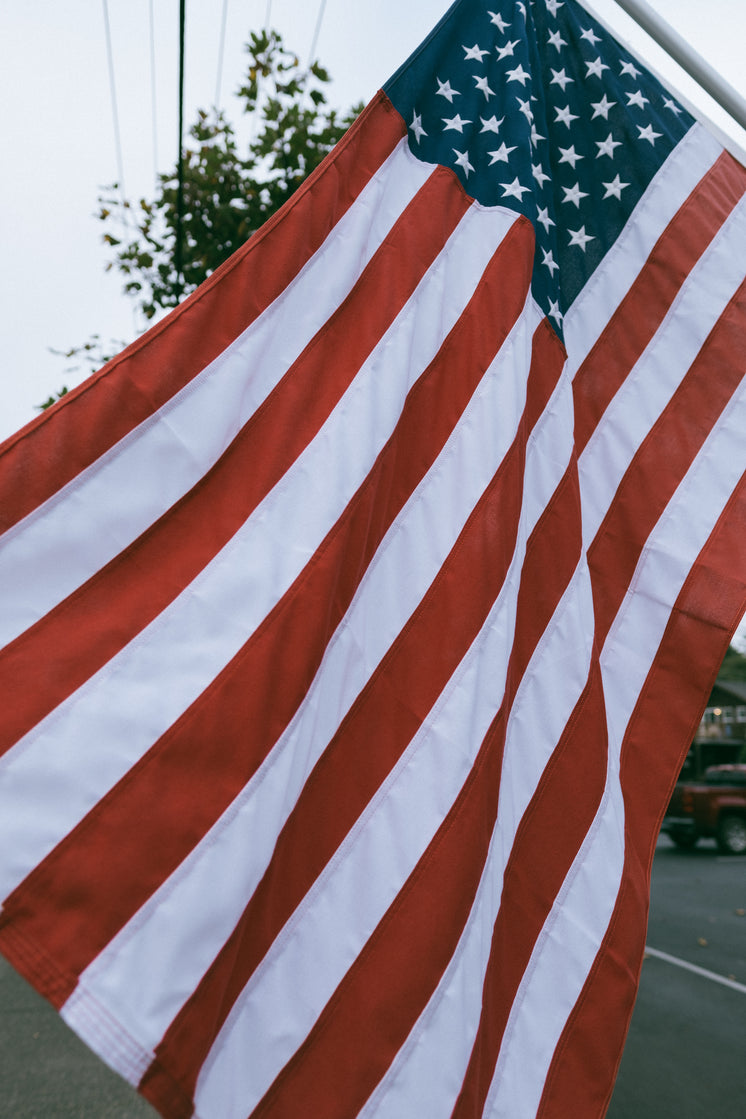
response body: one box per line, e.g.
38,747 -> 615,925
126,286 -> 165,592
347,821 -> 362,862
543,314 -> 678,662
2,0 -> 746,441
3,0 -> 746,654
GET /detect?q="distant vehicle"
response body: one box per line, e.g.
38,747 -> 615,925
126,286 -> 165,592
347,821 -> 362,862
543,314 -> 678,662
677,737 -> 745,781
662,765 -> 746,855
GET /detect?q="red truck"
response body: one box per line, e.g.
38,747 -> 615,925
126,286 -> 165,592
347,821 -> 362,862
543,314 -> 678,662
662,764 -> 746,854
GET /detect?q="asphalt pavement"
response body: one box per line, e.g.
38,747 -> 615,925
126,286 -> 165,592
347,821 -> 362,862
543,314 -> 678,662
0,835 -> 743,1117
608,835 -> 746,1119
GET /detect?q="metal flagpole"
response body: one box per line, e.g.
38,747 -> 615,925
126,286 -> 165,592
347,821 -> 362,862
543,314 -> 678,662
610,0 -> 746,134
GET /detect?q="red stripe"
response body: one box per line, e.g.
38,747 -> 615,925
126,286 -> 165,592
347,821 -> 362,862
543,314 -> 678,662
536,473 -> 746,1119
572,151 -> 746,455
450,657 -> 608,1118
589,276 -> 746,648
139,313 -> 560,1119
0,164 -> 470,759
243,355 -> 575,1119
0,94 -> 405,535
0,217 -> 536,1016
455,277 -> 746,1118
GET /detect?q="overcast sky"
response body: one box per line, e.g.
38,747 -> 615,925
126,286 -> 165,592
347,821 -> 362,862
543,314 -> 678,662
3,0 -> 746,440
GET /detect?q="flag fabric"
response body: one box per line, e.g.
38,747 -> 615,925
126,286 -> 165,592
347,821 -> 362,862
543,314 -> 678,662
2,0 -> 746,1116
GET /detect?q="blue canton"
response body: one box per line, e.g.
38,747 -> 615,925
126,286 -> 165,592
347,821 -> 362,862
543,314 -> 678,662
383,0 -> 694,336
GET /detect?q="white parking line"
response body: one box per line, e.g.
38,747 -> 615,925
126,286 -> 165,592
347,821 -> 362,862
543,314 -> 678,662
645,946 -> 746,995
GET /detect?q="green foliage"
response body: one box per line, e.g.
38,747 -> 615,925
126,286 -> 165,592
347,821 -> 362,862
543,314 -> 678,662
45,30 -> 360,396
37,386 -> 68,411
720,644 -> 746,680
100,30 -> 362,321
49,334 -> 127,381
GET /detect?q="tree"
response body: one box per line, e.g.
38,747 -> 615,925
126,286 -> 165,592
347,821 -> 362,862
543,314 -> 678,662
98,29 -> 362,324
720,643 -> 746,681
51,30 -> 360,388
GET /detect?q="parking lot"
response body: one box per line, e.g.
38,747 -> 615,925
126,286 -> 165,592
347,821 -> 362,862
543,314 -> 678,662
0,835 -> 743,1118
608,835 -> 746,1118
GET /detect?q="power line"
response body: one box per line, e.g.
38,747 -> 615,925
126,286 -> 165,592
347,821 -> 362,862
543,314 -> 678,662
215,0 -> 229,110
101,0 -> 129,216
307,0 -> 328,68
175,0 -> 187,300
149,0 -> 159,183
102,0 -> 140,338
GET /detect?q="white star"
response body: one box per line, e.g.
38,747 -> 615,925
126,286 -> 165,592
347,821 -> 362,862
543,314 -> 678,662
546,0 -> 564,16
453,149 -> 475,177
517,97 -> 534,123
569,225 -> 595,251
507,63 -> 531,86
620,60 -> 641,78
554,104 -> 579,128
532,162 -> 550,187
542,248 -> 559,276
500,177 -> 531,200
548,29 -> 567,51
550,68 -> 574,91
602,174 -> 630,199
436,78 -> 460,102
489,142 -> 517,164
562,182 -> 589,207
548,298 -> 564,326
531,124 -> 546,146
518,1 -> 527,16
537,206 -> 555,233
442,114 -> 472,133
496,39 -> 520,60
580,27 -> 601,46
591,94 -> 616,120
585,56 -> 609,79
595,132 -> 621,158
638,123 -> 662,145
558,144 -> 583,169
474,74 -> 496,99
463,43 -> 490,62
488,11 -> 510,33
409,111 -> 427,143
480,115 -> 504,133
663,97 -> 682,115
626,89 -> 649,109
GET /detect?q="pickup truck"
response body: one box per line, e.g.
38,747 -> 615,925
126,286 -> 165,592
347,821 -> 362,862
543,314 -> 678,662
662,764 -> 746,854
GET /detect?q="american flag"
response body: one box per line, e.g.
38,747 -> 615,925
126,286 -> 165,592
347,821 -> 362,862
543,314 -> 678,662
1,1 -> 746,1117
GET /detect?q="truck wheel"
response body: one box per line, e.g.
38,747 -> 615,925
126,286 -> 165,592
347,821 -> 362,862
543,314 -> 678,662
716,815 -> 746,855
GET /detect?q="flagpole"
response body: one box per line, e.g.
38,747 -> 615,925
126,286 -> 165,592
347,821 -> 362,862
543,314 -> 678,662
610,0 -> 746,134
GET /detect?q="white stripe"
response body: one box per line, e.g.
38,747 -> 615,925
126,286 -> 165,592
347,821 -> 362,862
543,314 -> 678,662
0,140 -> 432,649
66,297 -> 545,1067
194,329 -> 577,1119
579,193 -> 746,547
361,556 -> 595,1119
564,124 -> 724,376
484,380 -> 746,1119
0,203 -> 519,904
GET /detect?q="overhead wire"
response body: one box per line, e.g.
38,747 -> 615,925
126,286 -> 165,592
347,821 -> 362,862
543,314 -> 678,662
245,0 -> 275,148
307,0 -> 328,70
101,0 -> 129,222
175,0 -> 187,300
149,0 -> 160,185
215,0 -> 229,110
301,0 -> 328,110
102,0 -> 140,338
